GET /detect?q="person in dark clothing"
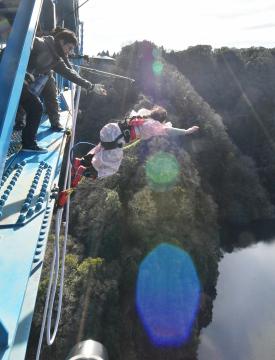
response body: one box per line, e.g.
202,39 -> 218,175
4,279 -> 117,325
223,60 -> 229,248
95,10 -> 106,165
20,29 -> 106,153
39,27 -> 77,132
40,71 -> 63,131
13,104 -> 26,131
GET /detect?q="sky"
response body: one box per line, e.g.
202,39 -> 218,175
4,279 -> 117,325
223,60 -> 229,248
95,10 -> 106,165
79,0 -> 275,56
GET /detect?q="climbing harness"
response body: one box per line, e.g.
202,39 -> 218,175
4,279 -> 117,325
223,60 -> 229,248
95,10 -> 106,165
100,133 -> 124,150
100,118 -> 144,150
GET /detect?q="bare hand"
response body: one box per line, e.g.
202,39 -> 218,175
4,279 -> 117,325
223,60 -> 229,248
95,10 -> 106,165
185,126 -> 199,135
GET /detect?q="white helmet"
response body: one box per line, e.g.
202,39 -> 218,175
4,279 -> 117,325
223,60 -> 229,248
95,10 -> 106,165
100,123 -> 125,149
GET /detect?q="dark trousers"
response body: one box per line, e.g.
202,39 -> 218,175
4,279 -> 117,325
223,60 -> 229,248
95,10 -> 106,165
81,154 -> 98,178
20,85 -> 43,146
41,74 -> 59,124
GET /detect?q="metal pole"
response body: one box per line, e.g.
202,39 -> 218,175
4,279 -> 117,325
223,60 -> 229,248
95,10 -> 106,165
78,65 -> 135,82
66,339 -> 109,360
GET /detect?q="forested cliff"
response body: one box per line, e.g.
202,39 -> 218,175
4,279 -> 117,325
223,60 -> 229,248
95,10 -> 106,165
27,41 -> 275,360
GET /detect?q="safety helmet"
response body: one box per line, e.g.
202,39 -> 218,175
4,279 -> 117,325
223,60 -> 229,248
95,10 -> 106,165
100,123 -> 125,150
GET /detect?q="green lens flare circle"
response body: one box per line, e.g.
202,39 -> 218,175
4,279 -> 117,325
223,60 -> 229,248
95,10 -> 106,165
152,61 -> 163,76
146,152 -> 180,190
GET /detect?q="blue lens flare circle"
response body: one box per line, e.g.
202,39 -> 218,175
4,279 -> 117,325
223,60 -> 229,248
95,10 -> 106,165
136,243 -> 201,347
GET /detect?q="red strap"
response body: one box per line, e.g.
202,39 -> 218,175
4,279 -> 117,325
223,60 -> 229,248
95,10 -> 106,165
129,118 -> 145,140
129,118 -> 146,127
57,191 -> 69,208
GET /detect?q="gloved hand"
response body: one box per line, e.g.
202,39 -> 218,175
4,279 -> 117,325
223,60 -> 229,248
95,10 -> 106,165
24,72 -> 35,84
87,83 -> 107,96
93,83 -> 107,96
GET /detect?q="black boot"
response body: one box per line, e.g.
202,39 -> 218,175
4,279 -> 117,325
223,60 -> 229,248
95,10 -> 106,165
50,117 -> 64,132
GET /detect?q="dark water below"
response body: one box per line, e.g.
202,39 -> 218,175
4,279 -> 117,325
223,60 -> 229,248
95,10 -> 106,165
198,239 -> 275,360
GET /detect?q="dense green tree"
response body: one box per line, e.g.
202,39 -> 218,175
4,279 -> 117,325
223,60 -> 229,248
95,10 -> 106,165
167,45 -> 275,203
28,41 -> 275,360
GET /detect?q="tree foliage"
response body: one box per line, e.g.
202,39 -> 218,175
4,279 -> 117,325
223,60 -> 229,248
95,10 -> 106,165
27,41 -> 275,360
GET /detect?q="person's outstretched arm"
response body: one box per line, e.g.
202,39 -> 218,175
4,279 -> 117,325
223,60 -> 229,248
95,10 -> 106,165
166,125 -> 199,136
53,59 -> 107,95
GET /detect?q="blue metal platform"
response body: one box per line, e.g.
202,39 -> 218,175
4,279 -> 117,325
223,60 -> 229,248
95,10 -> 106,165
0,0 -> 84,357
0,91 -> 73,360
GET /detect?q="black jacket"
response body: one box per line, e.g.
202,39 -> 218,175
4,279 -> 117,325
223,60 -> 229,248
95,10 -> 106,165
27,36 -> 91,89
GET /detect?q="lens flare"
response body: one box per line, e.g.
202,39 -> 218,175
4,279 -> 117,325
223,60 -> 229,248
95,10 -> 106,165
136,243 -> 201,347
145,151 -> 180,192
152,48 -> 162,59
152,60 -> 163,76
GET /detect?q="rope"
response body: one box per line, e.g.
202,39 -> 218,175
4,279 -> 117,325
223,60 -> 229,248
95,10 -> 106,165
35,84 -> 82,359
123,139 -> 141,150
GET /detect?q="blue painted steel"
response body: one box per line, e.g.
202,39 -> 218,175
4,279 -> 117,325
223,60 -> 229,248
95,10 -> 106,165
0,322 -> 8,349
79,21 -> 84,55
0,96 -> 72,360
0,0 -> 44,183
0,159 -> 56,227
39,0 -> 56,32
56,0 -> 79,31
